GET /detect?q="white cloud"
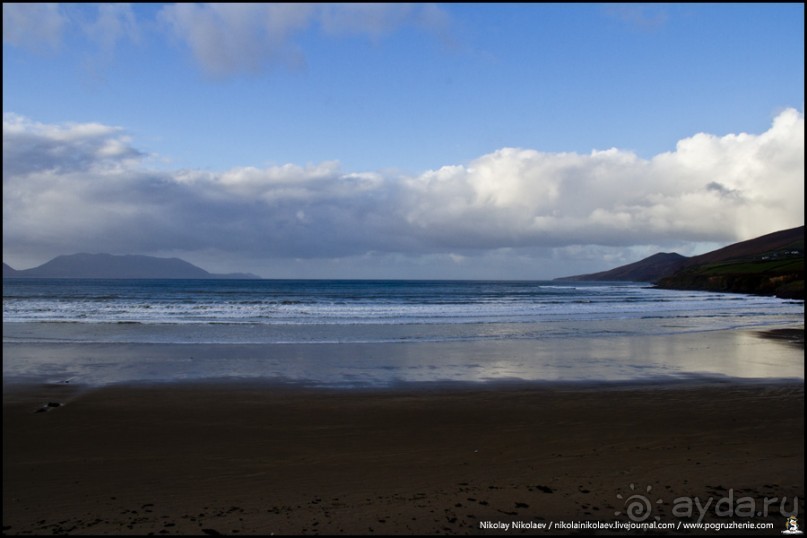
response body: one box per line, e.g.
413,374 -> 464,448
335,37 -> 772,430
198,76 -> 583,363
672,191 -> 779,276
318,3 -> 412,38
603,4 -> 669,31
158,3 -> 314,76
83,3 -> 139,58
2,114 -> 143,176
4,3 -> 140,74
3,110 -> 804,276
318,3 -> 448,40
3,3 -> 451,77
3,3 -> 66,51
158,3 -> 452,76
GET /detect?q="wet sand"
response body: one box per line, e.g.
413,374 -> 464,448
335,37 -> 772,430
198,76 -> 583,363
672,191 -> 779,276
3,375 -> 803,535
755,327 -> 805,347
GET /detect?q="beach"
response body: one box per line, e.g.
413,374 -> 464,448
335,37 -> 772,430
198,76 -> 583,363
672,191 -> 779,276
3,330 -> 804,535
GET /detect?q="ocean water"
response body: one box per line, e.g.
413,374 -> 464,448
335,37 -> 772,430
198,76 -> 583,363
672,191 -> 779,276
3,278 -> 804,387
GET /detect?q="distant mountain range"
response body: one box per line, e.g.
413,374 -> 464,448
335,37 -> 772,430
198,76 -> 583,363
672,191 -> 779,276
3,253 -> 261,280
556,225 -> 804,300
5,227 -> 804,298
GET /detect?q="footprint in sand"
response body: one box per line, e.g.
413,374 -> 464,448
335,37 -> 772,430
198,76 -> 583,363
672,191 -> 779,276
34,402 -> 63,414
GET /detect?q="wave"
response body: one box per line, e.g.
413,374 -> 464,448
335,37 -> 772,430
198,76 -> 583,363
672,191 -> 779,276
4,280 -> 802,343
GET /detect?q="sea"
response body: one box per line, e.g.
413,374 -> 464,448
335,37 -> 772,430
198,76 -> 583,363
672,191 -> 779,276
3,278 -> 804,388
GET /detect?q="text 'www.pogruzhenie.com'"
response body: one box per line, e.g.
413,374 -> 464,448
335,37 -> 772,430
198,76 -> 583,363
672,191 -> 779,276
478,520 -> 777,532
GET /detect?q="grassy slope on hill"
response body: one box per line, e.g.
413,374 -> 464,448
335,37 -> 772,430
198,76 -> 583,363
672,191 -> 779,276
656,229 -> 804,299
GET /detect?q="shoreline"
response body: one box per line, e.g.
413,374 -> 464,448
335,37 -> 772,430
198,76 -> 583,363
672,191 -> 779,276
3,326 -> 803,534
3,326 -> 804,390
4,379 -> 803,535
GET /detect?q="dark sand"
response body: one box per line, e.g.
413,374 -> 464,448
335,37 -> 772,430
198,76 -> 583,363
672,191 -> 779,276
755,327 -> 805,348
3,330 -> 804,535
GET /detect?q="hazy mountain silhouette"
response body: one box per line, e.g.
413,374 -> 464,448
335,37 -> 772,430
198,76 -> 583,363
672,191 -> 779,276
3,253 -> 260,280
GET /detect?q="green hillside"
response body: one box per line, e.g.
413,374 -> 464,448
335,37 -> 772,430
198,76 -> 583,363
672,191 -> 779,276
656,231 -> 804,299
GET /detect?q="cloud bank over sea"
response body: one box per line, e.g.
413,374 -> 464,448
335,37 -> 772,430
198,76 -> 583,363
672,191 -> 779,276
3,108 -> 803,277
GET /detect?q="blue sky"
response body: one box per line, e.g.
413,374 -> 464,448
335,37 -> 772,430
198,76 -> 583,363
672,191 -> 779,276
3,3 -> 804,279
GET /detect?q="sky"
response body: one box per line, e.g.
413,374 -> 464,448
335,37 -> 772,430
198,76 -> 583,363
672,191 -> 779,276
3,3 -> 804,279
